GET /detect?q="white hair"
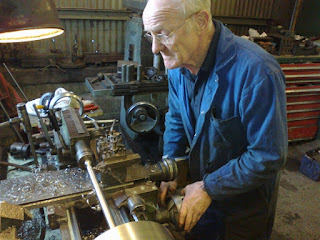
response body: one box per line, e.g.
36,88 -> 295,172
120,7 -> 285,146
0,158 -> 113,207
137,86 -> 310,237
147,0 -> 212,18
174,0 -> 212,18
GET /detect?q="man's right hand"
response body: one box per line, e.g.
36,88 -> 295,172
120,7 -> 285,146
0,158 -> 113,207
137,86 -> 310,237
158,179 -> 178,207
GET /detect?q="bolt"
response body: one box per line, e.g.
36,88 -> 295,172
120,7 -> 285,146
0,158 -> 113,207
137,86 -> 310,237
139,114 -> 146,121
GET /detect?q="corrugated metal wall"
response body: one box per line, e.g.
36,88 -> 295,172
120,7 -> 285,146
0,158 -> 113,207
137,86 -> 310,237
30,0 -> 127,55
212,0 -> 275,19
0,0 -> 128,59
52,0 -> 126,56
0,0 -> 287,60
212,0 -> 277,36
54,0 -> 124,9
27,19 -> 126,55
121,0 -> 280,36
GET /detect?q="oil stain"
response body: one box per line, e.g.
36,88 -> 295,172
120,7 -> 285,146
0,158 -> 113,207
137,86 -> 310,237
280,179 -> 298,192
282,212 -> 301,225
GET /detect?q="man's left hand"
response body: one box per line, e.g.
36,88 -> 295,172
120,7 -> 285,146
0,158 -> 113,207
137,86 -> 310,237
179,181 -> 212,232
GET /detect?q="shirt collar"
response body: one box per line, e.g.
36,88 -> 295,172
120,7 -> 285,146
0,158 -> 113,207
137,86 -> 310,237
179,20 -> 221,77
199,20 -> 221,72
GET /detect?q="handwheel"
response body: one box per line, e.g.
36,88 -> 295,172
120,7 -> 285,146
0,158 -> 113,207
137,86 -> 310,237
126,101 -> 159,133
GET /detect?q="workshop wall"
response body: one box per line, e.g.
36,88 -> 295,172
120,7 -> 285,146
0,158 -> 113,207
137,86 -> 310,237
124,0 -> 290,36
0,0 -> 129,64
54,0 -> 124,8
0,0 -> 130,105
212,0 -> 278,36
212,0 -> 275,18
0,0 -> 294,63
51,0 -> 127,55
25,19 -> 126,54
0,0 -> 295,102
295,0 -> 320,36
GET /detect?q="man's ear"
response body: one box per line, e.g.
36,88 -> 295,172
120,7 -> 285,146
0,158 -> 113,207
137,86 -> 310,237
195,10 -> 210,32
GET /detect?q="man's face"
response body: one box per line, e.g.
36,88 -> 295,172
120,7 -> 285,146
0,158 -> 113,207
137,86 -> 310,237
143,1 -> 199,69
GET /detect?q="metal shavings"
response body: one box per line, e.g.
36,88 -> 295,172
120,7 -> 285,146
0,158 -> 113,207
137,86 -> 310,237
0,169 -> 93,205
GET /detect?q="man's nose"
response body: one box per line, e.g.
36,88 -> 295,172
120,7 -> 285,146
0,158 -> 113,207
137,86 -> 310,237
152,39 -> 165,54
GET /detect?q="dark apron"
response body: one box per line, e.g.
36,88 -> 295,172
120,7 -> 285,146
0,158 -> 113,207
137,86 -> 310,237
186,173 -> 281,240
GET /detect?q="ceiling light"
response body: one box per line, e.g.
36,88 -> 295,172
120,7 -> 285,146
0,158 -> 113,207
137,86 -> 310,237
0,0 -> 64,43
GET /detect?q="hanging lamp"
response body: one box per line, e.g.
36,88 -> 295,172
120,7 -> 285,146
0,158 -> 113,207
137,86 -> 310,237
0,0 -> 64,43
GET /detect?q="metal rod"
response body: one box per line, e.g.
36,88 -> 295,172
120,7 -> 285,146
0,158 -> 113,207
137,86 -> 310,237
3,63 -> 29,102
85,159 -> 116,229
84,119 -> 117,125
0,117 -> 21,129
48,109 -> 67,149
66,207 -> 82,240
289,0 -> 303,33
119,207 -> 130,223
0,100 -> 24,143
110,119 -> 116,133
83,115 -> 99,129
0,161 -> 32,172
33,104 -> 54,148
17,103 -> 38,166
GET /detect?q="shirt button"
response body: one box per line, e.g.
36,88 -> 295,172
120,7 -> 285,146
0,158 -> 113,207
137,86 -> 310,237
201,111 -> 204,114
194,134 -> 197,137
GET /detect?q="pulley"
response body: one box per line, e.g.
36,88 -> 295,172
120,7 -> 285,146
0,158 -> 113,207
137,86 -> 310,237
126,101 -> 159,133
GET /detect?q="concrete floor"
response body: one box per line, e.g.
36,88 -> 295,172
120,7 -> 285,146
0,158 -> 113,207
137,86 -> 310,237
271,140 -> 320,240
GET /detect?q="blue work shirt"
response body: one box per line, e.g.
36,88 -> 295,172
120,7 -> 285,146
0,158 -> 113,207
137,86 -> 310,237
163,21 -> 288,238
185,20 -> 221,128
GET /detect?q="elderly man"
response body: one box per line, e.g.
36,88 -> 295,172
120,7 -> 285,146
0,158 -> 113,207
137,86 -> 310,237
143,0 -> 288,239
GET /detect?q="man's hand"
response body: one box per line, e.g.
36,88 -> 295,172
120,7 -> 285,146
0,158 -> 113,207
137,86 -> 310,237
158,180 -> 178,207
179,181 -> 212,232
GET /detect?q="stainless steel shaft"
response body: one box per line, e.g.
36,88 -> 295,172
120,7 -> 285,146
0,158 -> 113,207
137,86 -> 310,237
85,159 -> 116,229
